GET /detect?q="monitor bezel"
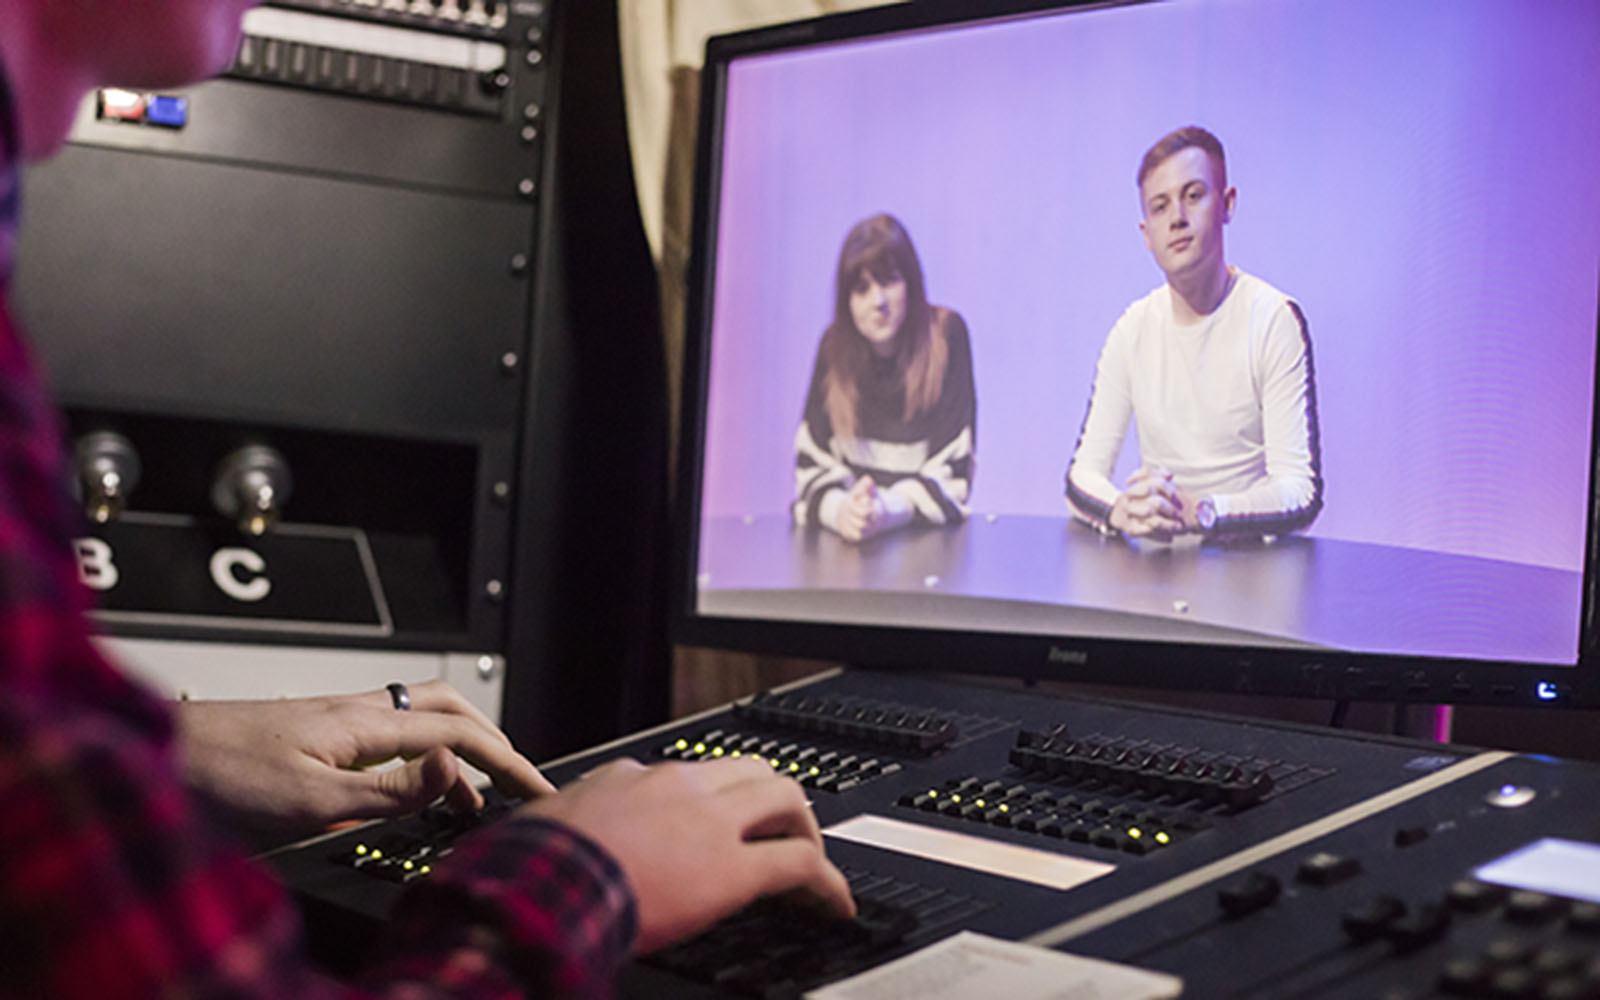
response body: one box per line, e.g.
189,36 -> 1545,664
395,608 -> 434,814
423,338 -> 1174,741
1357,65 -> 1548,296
669,0 -> 1600,709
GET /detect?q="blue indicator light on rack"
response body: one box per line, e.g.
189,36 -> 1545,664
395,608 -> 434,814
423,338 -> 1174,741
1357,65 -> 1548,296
1536,681 -> 1559,701
145,95 -> 189,129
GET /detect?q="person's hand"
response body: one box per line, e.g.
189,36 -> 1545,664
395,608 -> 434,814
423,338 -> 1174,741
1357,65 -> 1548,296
175,681 -> 555,836
523,757 -> 855,954
836,476 -> 886,543
1109,466 -> 1186,539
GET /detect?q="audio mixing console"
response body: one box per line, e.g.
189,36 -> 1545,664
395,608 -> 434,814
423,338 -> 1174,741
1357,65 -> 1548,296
272,670 -> 1600,998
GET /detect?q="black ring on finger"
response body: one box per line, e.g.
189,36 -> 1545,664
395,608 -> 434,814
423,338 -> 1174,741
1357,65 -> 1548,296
386,682 -> 412,711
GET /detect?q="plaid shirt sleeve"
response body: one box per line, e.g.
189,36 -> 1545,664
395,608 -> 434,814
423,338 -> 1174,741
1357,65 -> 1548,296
0,291 -> 636,997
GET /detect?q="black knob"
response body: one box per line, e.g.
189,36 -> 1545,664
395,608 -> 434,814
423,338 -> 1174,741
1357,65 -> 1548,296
1218,871 -> 1281,918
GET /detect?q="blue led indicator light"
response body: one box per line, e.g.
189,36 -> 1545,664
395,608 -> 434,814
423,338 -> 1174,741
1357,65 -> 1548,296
146,95 -> 189,129
1536,681 -> 1559,701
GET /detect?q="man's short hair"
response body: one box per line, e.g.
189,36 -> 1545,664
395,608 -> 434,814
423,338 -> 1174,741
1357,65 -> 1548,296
1137,125 -> 1227,192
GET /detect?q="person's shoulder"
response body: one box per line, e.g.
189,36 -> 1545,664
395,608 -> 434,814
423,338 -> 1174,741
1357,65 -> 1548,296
932,305 -> 970,341
931,306 -> 975,364
1232,269 -> 1300,318
1108,284 -> 1168,337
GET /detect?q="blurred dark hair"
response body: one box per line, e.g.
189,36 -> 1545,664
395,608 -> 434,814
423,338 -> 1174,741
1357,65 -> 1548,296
821,213 -> 949,439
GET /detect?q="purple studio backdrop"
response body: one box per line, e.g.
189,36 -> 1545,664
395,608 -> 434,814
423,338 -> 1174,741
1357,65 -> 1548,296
697,0 -> 1600,580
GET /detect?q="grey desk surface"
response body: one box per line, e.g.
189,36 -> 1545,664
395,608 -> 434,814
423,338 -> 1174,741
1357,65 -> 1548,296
695,515 -> 1581,665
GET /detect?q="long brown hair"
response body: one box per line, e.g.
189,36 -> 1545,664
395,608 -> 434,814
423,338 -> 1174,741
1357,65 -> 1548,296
821,214 -> 949,440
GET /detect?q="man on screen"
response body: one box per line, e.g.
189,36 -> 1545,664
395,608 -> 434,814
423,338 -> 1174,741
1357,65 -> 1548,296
1065,126 -> 1323,541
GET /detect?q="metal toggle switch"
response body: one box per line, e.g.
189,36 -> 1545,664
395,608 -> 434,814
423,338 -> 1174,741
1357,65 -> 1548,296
211,444 -> 293,536
76,431 -> 142,524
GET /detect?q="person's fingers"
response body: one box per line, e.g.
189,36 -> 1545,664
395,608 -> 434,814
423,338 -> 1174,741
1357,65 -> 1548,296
857,475 -> 875,492
578,756 -> 647,781
718,770 -> 824,846
1126,492 -> 1180,523
400,680 -> 516,749
740,839 -> 856,919
1125,495 -> 1157,519
444,775 -> 488,813
345,708 -> 555,798
323,745 -> 462,821
863,495 -> 885,527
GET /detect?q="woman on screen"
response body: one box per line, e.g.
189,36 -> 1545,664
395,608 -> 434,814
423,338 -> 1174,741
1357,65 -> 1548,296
793,213 -> 976,543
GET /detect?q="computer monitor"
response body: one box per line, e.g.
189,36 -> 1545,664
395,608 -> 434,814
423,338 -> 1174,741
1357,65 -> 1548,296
671,0 -> 1600,708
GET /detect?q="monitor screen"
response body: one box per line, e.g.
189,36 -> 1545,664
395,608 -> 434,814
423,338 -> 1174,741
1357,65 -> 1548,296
674,0 -> 1600,706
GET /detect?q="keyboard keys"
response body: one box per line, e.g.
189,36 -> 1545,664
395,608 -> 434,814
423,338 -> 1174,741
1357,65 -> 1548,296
641,874 -> 984,997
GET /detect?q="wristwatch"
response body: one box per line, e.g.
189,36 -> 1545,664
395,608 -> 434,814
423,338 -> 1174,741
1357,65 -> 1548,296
1195,497 -> 1217,533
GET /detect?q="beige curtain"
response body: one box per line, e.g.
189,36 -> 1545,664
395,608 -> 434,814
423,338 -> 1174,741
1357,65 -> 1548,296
618,1 -> 898,714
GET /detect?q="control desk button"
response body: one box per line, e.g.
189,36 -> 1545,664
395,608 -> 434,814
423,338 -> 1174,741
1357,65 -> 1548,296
1218,871 -> 1281,918
1486,784 -> 1538,808
1538,977 -> 1600,1000
1567,901 -> 1600,934
1437,955 -> 1488,996
1448,879 -> 1509,914
1342,895 -> 1407,943
1386,902 -> 1452,952
1297,852 -> 1363,887
1482,937 -> 1533,966
1505,890 -> 1566,926
1485,966 -> 1539,998
1531,946 -> 1585,977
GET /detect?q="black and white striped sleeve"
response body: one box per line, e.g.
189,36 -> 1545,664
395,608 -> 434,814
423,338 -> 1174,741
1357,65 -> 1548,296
792,346 -> 852,528
1209,300 -> 1323,536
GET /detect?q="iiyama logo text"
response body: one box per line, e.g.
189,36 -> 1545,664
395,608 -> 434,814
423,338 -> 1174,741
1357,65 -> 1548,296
1047,646 -> 1088,666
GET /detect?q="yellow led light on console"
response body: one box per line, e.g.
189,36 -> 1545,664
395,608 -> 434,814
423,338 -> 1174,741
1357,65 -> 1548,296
1155,831 -> 1171,845
712,747 -> 725,757
1128,828 -> 1143,838
674,739 -> 688,750
354,844 -> 368,855
693,742 -> 706,754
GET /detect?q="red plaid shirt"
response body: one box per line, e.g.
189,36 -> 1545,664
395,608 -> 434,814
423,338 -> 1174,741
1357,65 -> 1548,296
0,76 -> 635,999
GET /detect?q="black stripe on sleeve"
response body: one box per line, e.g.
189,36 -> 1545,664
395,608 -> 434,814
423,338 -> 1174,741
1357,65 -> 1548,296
1214,301 -> 1324,537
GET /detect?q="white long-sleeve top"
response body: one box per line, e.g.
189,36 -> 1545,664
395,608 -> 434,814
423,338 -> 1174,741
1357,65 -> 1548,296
1065,269 -> 1323,537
